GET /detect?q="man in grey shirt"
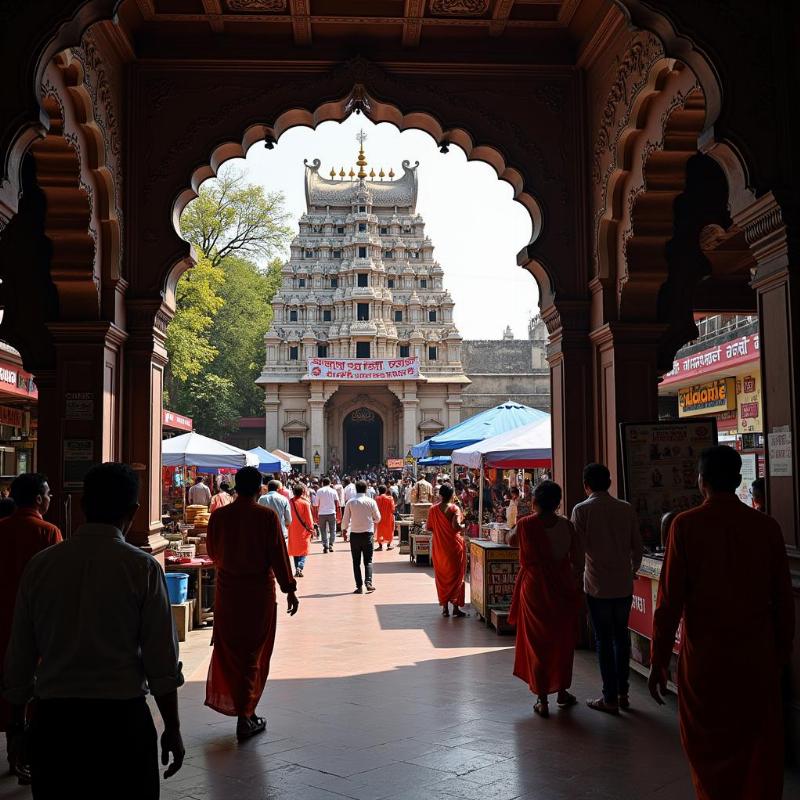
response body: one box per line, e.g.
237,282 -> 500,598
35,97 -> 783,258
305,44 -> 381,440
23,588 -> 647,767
571,462 -> 643,715
259,479 -> 292,538
3,462 -> 185,798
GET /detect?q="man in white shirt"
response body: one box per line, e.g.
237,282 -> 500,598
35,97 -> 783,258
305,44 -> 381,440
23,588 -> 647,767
341,478 -> 357,541
258,480 -> 292,539
341,481 -> 381,594
366,481 -> 377,499
3,462 -> 185,798
314,477 -> 340,553
188,475 -> 211,507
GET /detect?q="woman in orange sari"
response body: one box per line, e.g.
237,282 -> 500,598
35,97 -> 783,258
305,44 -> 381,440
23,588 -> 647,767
427,484 -> 467,617
374,485 -> 396,550
508,480 -> 582,718
288,484 -> 314,577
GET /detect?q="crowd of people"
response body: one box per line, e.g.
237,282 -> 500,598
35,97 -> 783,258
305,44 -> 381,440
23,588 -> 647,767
0,445 -> 795,799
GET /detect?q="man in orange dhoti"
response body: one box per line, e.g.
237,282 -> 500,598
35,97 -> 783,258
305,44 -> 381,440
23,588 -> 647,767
205,466 -> 299,741
374,485 -> 396,551
649,446 -> 794,800
426,484 -> 467,617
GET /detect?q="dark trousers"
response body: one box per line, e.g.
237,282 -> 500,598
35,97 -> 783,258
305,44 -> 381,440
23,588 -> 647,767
586,595 -> 633,704
30,697 -> 159,800
350,532 -> 374,588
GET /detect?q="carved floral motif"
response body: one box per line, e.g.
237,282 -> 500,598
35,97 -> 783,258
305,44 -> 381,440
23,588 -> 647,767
429,1 -> 489,16
225,0 -> 287,10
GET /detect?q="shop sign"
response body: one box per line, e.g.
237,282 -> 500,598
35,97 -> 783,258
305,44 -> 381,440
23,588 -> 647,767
661,333 -> 759,385
678,378 -> 736,418
767,426 -> 792,477
736,372 -> 762,434
307,356 -> 419,380
386,458 -> 404,469
629,575 -> 655,639
163,409 -> 193,432
0,405 -> 24,428
0,360 -> 38,399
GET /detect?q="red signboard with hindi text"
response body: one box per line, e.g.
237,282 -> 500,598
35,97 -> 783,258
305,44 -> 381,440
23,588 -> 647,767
307,357 -> 420,381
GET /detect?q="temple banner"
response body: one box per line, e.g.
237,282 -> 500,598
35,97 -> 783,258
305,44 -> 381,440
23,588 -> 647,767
307,357 -> 420,380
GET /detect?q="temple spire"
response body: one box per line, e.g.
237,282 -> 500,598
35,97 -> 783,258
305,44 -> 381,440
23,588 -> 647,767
356,129 -> 368,179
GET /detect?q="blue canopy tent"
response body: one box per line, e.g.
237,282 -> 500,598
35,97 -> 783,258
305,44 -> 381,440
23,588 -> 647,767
417,456 -> 452,466
247,446 -> 290,473
412,400 -> 549,458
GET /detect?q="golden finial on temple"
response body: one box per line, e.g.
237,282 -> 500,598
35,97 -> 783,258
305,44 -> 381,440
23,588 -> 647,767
348,167 -> 355,179
379,167 -> 385,179
329,167 -> 336,178
369,168 -> 375,178
356,129 -> 368,179
339,166 -> 346,178
388,166 -> 395,178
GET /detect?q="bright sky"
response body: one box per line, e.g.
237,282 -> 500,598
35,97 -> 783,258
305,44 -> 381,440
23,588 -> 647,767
218,114 -> 536,340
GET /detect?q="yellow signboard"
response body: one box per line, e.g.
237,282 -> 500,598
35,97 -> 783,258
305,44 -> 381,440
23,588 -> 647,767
678,377 -> 736,418
736,372 -> 762,434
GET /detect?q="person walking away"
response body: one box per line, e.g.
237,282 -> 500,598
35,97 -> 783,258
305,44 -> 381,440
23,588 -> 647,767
188,475 -> 211,507
571,462 -> 642,714
3,463 -> 184,799
209,482 -> 233,513
411,473 -> 434,505
508,480 -> 582,718
288,485 -> 313,577
259,479 -> 292,540
341,481 -> 380,594
649,446 -> 793,800
314,477 -> 340,553
426,484 -> 467,618
506,486 -> 520,528
374,486 -> 396,550
0,473 -> 62,781
341,478 -> 356,541
206,467 -> 299,740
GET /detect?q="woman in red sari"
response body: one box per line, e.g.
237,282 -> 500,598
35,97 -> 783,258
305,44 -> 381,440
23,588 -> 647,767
508,480 -> 582,718
288,484 -> 314,577
427,484 -> 467,618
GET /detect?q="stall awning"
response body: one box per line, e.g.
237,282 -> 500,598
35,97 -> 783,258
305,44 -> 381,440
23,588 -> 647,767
272,448 -> 307,466
451,416 -> 552,469
247,446 -> 290,473
418,456 -> 452,466
412,400 -> 549,457
162,431 -> 258,469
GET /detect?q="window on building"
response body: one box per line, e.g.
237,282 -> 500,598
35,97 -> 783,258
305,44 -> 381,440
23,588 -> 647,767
357,273 -> 369,287
317,344 -> 328,358
323,309 -> 332,322
330,277 -> 338,288
289,346 -> 299,360
399,345 -> 410,358
288,437 -> 304,458
358,246 -> 367,258
305,250 -> 313,258
359,205 -> 366,213
394,310 -> 403,322
333,249 -> 341,259
428,346 -> 437,361
336,226 -> 345,235
411,251 -> 420,259
387,279 -> 395,288
357,303 -> 370,321
380,226 -> 388,234
356,342 -> 371,358
420,279 -> 427,288
403,225 -> 412,233
384,250 -> 393,259
358,222 -> 367,232
428,310 -> 437,322
298,278 -> 306,288
289,309 -> 298,322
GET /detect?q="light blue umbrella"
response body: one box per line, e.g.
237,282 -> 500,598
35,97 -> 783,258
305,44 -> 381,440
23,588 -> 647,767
247,446 -> 290,473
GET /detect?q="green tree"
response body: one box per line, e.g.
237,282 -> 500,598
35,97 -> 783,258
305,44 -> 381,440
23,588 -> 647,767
174,374 -> 241,440
180,165 -> 291,267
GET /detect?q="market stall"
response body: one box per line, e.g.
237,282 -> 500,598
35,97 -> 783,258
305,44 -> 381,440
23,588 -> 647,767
271,448 -> 307,469
247,446 -> 290,473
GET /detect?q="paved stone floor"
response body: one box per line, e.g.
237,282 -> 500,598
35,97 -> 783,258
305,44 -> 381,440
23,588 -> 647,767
2,539 -> 799,799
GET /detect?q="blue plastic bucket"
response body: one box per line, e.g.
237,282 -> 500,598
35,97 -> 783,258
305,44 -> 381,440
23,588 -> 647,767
166,573 -> 189,605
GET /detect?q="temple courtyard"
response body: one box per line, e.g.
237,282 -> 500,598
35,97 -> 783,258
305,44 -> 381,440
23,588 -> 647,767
4,544 -> 797,800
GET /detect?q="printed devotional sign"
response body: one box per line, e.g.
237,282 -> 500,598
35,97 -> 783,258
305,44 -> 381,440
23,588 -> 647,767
678,378 -> 736,418
307,357 -> 420,380
736,372 -> 762,434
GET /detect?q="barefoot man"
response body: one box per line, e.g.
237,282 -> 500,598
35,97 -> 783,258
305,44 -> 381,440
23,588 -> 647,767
426,484 -> 467,618
206,466 -> 300,740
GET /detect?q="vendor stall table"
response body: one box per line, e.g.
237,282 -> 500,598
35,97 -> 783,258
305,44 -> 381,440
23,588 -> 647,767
468,539 -> 519,623
409,531 -> 431,566
396,517 -> 414,554
166,559 -> 216,628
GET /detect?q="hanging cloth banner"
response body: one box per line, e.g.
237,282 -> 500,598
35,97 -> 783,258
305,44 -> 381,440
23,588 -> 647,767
307,357 -> 420,380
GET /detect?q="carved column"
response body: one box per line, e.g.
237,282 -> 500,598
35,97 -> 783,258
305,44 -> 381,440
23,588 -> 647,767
123,299 -> 170,562
308,382 -> 326,475
590,322 -> 665,491
401,389 -> 419,458
542,301 -> 594,513
264,391 -> 281,451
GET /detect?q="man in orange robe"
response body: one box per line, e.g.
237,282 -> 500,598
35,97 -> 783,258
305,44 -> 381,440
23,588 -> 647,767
205,466 -> 299,741
374,485 -> 396,550
0,473 -> 62,778
426,484 -> 467,617
650,446 -> 794,800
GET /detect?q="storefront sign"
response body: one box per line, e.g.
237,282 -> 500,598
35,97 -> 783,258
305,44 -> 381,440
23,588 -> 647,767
386,458 -> 404,469
629,575 -> 655,639
736,453 -> 758,506
0,405 -> 24,428
163,409 -> 193,431
307,357 -> 420,381
661,333 -> 759,385
768,426 -> 792,477
65,392 -> 94,421
735,372 -> 762,434
0,359 -> 38,399
678,378 -> 736,418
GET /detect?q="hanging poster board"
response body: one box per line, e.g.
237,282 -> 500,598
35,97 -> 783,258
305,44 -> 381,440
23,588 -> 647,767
619,419 -> 718,550
735,453 -> 758,506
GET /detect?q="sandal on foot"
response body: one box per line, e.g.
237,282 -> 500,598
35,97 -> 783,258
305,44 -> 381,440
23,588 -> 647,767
586,698 -> 620,716
236,716 -> 266,741
533,700 -> 549,719
452,608 -> 467,618
442,607 -> 450,617
557,692 -> 577,708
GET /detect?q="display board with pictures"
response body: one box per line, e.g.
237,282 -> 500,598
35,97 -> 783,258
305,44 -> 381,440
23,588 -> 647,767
619,419 -> 718,551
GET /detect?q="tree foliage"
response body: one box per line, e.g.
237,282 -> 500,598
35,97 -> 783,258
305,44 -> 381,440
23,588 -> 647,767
180,165 -> 292,267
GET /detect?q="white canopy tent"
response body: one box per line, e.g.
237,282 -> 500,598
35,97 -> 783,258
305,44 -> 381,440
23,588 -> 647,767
271,448 -> 307,466
162,431 -> 259,469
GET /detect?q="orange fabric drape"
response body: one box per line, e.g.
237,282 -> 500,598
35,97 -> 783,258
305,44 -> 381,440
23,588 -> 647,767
427,503 -> 466,607
287,497 -> 313,557
375,494 -> 395,544
205,498 -> 296,718
652,495 -> 795,800
508,515 -> 580,696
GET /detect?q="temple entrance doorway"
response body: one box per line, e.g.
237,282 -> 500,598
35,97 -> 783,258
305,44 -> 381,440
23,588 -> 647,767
343,408 -> 383,472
